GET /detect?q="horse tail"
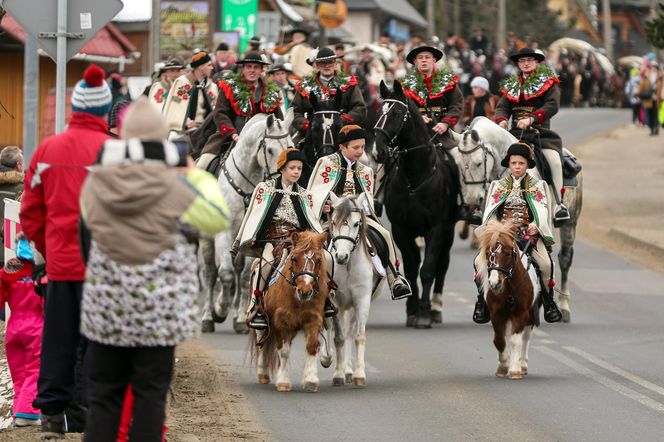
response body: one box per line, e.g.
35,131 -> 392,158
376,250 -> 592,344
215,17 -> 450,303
247,327 -> 280,373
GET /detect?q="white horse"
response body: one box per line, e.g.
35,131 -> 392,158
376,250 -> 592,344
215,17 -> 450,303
324,193 -> 385,387
200,110 -> 294,333
450,116 -> 583,322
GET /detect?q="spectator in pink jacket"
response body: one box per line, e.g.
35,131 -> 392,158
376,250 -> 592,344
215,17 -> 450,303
0,237 -> 44,427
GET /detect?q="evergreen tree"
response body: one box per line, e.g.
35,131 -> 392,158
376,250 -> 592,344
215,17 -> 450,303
645,4 -> 664,50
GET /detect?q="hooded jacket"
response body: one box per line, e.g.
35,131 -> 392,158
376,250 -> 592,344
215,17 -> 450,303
80,151 -> 229,347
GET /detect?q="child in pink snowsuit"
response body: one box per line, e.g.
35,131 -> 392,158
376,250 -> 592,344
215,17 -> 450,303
0,238 -> 43,426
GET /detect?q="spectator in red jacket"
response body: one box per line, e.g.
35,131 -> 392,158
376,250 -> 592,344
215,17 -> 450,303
20,64 -> 113,438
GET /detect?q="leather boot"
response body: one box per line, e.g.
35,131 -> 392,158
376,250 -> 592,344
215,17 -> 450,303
472,277 -> 490,324
390,274 -> 412,300
542,286 -> 562,323
247,292 -> 268,330
41,412 -> 66,439
325,280 -> 339,317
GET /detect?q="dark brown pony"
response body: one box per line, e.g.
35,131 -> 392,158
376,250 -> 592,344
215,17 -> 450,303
251,231 -> 330,392
477,221 -> 539,380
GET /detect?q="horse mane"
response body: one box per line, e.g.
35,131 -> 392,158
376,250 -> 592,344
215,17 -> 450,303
331,196 -> 370,256
478,220 -> 515,251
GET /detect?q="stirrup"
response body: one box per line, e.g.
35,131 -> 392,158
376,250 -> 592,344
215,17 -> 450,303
553,203 -> 571,222
473,301 -> 490,324
390,275 -> 412,300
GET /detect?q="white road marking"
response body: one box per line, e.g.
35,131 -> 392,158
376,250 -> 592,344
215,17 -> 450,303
564,346 -> 664,398
537,346 -> 664,414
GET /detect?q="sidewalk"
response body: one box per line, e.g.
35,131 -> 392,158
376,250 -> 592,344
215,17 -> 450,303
574,123 -> 664,274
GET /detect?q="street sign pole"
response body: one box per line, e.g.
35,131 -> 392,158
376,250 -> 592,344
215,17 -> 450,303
22,35 -> 39,166
55,0 -> 68,134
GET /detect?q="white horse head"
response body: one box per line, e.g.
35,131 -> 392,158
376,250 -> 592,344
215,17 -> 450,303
329,193 -> 369,265
451,117 -> 517,210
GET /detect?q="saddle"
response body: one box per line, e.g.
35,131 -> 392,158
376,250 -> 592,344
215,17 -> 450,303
366,226 -> 388,268
562,148 -> 582,187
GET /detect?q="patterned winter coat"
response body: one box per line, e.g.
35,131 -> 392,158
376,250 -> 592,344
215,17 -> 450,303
79,140 -> 230,347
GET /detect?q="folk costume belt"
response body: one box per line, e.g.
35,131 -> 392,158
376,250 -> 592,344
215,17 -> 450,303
513,106 -> 535,121
503,206 -> 532,230
266,222 -> 299,241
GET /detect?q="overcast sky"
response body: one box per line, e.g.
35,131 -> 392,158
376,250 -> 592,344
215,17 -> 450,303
114,0 -> 152,22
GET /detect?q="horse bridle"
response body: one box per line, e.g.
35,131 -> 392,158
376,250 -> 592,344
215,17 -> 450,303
486,242 -> 517,279
312,110 -> 340,157
330,203 -> 362,254
289,251 -> 322,300
457,139 -> 497,192
221,126 -> 290,208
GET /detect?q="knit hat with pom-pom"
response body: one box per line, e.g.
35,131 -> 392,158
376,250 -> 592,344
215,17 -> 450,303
71,64 -> 113,116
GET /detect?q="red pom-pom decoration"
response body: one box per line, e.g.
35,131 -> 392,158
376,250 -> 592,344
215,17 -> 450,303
548,279 -> 556,288
253,289 -> 263,296
560,187 -> 566,195
83,64 -> 106,87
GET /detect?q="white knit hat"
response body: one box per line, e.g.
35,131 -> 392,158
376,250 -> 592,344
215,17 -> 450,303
121,97 -> 169,141
71,65 -> 113,116
470,76 -> 490,92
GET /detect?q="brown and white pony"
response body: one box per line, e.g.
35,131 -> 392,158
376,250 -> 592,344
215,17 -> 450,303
476,221 -> 540,380
251,231 -> 330,392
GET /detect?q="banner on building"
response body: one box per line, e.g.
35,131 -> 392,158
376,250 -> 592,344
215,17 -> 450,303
160,1 -> 210,61
221,0 -> 258,53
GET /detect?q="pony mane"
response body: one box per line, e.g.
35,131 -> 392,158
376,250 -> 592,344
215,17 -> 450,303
478,220 -> 515,252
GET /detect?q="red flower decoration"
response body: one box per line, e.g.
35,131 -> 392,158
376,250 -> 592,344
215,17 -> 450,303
323,178 -> 329,183
325,166 -> 331,172
322,172 -> 328,178
184,84 -> 191,90
177,90 -> 183,96
258,188 -> 264,194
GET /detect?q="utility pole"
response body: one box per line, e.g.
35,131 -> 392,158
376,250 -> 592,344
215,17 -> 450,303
23,36 -> 39,164
426,0 -> 435,37
452,0 -> 460,37
602,0 -> 613,61
151,0 -> 160,66
496,0 -> 506,52
439,0 -> 449,37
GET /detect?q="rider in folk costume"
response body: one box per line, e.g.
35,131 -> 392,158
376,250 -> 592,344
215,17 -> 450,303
494,47 -> 570,224
291,47 -> 367,137
268,62 -> 297,112
308,125 -> 412,300
162,51 -> 218,138
197,52 -> 283,171
147,56 -> 184,110
235,148 -> 336,330
401,45 -> 464,150
472,142 -> 562,324
278,27 -> 313,79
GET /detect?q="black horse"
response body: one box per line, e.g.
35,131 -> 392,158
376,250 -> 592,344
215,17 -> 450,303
299,93 -> 344,186
374,80 -> 459,329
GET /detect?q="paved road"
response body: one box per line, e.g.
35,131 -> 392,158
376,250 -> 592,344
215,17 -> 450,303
202,108 -> 664,442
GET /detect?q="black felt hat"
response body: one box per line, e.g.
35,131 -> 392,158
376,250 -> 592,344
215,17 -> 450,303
509,47 -> 545,63
501,142 -> 536,168
307,47 -> 338,66
406,45 -> 443,64
236,52 -> 271,66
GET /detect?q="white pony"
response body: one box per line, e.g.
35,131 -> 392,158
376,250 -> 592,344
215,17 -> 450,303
324,193 -> 385,387
450,116 -> 583,322
200,110 -> 294,333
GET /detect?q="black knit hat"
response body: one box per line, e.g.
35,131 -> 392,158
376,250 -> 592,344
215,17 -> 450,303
501,142 -> 536,168
237,51 -> 271,66
509,47 -> 545,63
339,127 -> 366,144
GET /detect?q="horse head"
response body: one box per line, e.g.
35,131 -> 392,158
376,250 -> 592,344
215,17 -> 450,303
453,126 -> 497,212
329,193 -> 369,265
251,110 -> 294,178
289,231 -> 329,302
309,92 -> 343,159
374,80 -> 425,164
478,221 -> 519,293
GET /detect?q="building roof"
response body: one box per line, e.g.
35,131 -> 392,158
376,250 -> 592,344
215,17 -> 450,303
1,13 -> 138,60
346,0 -> 428,28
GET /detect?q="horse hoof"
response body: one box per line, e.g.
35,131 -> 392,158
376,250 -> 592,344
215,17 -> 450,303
332,377 -> 344,387
303,382 -> 319,393
430,310 -> 443,324
320,355 -> 332,369
211,309 -> 227,324
414,315 -> 432,329
258,374 -> 270,384
233,318 -> 250,334
201,320 -> 215,333
276,383 -> 292,392
345,373 -> 353,384
406,315 -> 416,327
495,367 -> 508,378
509,371 -> 523,380
521,366 -> 528,376
561,309 -> 571,323
353,378 -> 366,388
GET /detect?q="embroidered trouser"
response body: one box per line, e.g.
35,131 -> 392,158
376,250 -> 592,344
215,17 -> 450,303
366,218 -> 402,284
541,149 -> 564,204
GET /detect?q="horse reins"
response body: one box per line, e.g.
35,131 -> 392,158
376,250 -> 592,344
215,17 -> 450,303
312,110 -> 340,158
